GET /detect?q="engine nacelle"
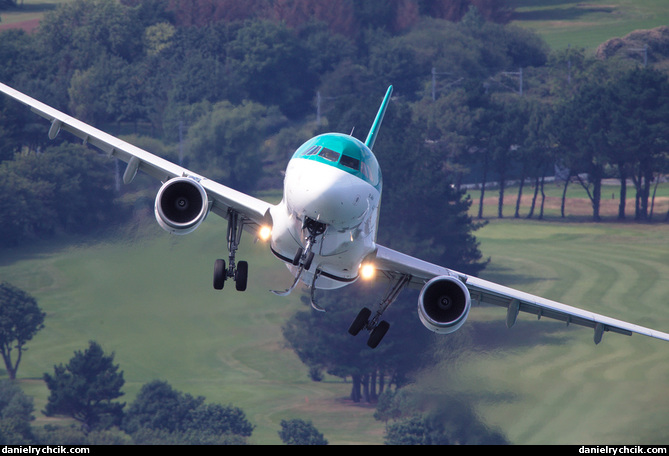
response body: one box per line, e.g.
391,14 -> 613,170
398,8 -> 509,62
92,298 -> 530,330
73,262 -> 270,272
418,276 -> 471,334
154,177 -> 209,235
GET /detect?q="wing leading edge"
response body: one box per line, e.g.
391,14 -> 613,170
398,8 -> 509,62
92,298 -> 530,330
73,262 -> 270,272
373,244 -> 669,344
0,82 -> 273,228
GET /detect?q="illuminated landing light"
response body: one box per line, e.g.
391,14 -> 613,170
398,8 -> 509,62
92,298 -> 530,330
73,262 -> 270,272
360,263 -> 376,280
258,225 -> 272,241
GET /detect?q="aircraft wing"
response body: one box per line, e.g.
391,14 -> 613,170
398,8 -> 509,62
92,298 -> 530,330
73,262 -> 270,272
373,244 -> 669,344
0,82 -> 273,227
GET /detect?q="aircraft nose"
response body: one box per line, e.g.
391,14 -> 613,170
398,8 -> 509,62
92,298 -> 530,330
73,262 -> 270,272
286,160 -> 374,229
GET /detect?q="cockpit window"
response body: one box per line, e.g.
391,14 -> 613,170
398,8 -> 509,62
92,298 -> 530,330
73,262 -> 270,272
361,162 -> 374,183
318,147 -> 340,162
302,145 -> 321,156
339,154 -> 360,171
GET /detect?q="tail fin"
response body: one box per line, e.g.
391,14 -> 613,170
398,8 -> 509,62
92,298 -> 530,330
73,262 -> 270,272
365,85 -> 393,151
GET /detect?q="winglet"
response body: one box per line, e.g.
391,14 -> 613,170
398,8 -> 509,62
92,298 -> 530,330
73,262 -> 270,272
365,85 -> 393,150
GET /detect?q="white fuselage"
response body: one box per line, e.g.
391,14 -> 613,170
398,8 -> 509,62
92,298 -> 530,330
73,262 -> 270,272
269,156 -> 381,290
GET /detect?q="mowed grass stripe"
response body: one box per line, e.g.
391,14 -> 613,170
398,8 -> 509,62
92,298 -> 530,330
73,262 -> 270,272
1,215 -> 667,444
458,219 -> 669,444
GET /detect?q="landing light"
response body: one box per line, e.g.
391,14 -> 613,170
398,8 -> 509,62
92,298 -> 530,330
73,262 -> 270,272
360,263 -> 376,280
258,225 -> 272,241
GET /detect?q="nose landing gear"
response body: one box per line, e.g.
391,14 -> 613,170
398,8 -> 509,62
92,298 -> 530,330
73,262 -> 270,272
272,217 -> 327,298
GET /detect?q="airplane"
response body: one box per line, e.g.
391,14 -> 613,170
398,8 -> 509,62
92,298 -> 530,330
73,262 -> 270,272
1,81 -> 669,349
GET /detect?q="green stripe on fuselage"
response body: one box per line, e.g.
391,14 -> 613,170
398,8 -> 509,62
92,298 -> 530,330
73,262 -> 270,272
291,133 -> 382,191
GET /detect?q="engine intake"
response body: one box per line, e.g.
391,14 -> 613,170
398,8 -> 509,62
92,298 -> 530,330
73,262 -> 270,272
154,177 -> 209,235
418,276 -> 471,334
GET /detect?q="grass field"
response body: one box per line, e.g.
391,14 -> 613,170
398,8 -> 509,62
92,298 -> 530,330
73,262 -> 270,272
0,218 -> 386,445
453,219 -> 669,444
510,0 -> 669,51
1,201 -> 668,444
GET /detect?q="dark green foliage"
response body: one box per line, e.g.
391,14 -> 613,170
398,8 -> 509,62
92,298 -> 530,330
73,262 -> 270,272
376,99 -> 487,275
0,144 -> 117,247
278,419 -> 328,445
43,341 -> 125,431
553,66 -> 669,221
383,396 -> 508,445
0,283 -> 45,380
186,100 -> 287,191
32,425 -> 131,445
0,380 -> 35,444
282,282 -> 440,403
122,380 -> 254,443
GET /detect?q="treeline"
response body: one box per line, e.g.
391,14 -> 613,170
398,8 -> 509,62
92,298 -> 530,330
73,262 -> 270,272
1,0 -> 528,275
0,2 -> 664,253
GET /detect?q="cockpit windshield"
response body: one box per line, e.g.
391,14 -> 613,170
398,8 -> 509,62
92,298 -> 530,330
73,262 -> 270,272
339,154 -> 360,171
318,148 -> 340,162
292,133 -> 382,190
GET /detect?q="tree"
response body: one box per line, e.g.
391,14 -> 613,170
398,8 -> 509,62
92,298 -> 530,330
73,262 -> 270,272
43,341 -> 125,431
187,100 -> 286,192
0,283 -> 45,380
553,79 -> 612,222
607,68 -> 669,221
37,0 -> 144,72
382,396 -> 508,444
379,97 -> 487,274
0,144 -> 117,247
0,380 -> 35,444
0,0 -> 17,9
122,380 -> 254,444
278,419 -> 328,445
227,19 -> 317,119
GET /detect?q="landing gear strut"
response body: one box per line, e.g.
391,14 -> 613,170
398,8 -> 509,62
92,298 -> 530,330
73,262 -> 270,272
348,274 -> 411,348
272,217 -> 326,298
213,209 -> 249,292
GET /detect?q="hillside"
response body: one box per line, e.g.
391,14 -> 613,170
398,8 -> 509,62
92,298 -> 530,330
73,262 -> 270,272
510,0 -> 669,51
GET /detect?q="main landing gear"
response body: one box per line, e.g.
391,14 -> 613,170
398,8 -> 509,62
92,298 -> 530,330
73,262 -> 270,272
348,274 -> 411,348
213,210 -> 248,292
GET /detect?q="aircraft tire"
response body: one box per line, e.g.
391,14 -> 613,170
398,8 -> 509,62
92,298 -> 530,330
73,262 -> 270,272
235,261 -> 248,292
292,248 -> 303,266
304,252 -> 315,270
367,321 -> 390,349
348,307 -> 372,336
214,259 -> 226,290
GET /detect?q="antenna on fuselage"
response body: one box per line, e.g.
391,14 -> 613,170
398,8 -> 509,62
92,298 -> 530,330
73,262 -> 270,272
365,85 -> 393,151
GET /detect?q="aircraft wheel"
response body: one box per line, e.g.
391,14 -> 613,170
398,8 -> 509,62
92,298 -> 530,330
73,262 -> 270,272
292,248 -> 303,266
348,307 -> 372,336
235,261 -> 248,291
213,259 -> 226,290
367,321 -> 390,349
304,251 -> 315,270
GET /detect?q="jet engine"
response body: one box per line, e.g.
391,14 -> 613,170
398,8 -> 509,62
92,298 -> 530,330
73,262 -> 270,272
154,177 -> 209,235
418,276 -> 471,334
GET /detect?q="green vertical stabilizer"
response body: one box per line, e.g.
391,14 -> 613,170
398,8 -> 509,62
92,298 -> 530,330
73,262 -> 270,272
365,86 -> 393,151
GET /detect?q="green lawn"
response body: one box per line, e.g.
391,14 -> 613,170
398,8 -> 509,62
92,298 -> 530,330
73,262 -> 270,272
460,219 -> 669,444
2,211 -> 668,444
510,0 -> 669,51
0,219 -> 384,444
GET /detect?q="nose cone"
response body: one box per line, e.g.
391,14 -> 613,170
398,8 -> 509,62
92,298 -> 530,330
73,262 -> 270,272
285,159 -> 376,229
